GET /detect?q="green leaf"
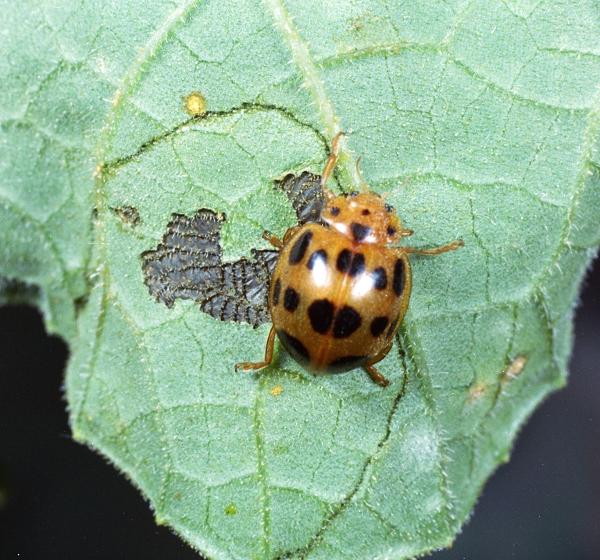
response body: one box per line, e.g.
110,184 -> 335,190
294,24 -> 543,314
2,1 -> 600,558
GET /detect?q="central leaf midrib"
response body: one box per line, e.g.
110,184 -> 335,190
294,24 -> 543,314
264,0 -> 363,191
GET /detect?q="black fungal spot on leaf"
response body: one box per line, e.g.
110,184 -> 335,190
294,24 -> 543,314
142,172 -> 327,328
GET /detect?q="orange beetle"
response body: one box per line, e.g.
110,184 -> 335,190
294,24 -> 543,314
236,134 -> 462,386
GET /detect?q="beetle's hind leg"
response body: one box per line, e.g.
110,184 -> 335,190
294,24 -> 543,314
364,365 -> 390,388
235,326 -> 276,372
362,340 -> 394,387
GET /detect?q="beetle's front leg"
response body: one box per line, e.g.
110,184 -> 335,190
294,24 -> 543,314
262,226 -> 303,250
400,239 -> 464,256
262,231 -> 284,249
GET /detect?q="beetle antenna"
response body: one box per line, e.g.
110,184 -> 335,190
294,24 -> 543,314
320,132 -> 344,188
355,157 -> 369,193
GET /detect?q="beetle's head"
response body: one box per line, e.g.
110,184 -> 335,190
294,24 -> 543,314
321,191 -> 412,245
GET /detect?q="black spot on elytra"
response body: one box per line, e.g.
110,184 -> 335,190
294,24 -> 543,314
333,306 -> 362,338
284,287 -> 300,312
351,222 -> 372,242
336,249 -> 352,272
307,249 -> 327,270
372,267 -> 387,290
349,253 -> 365,277
327,355 -> 368,373
330,206 -> 340,216
277,329 -> 310,364
289,231 -> 313,264
361,208 -> 371,216
387,315 -> 401,338
370,316 -> 389,337
308,299 -> 335,334
387,226 -> 396,237
393,259 -> 405,296
272,278 -> 281,306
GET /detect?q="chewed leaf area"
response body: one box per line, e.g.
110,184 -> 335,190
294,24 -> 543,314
2,1 -> 599,560
142,208 -> 277,327
141,172 -> 324,327
277,171 -> 325,225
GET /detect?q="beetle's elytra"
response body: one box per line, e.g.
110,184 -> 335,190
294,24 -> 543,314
236,133 -> 463,387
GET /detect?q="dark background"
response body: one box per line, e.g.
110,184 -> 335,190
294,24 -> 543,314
1,258 -> 598,560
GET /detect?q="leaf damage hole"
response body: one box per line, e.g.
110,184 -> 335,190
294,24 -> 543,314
275,171 -> 324,224
142,208 -> 277,327
141,172 -> 326,327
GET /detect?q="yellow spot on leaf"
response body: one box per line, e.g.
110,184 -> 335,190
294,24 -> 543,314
185,91 -> 207,116
468,382 -> 487,401
270,385 -> 283,397
503,355 -> 528,383
224,503 -> 237,516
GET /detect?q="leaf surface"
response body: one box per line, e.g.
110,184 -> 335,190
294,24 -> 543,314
2,1 -> 600,559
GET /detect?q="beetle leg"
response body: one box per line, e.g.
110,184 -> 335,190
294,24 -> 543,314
235,326 -> 277,372
262,230 -> 284,249
362,341 -> 394,387
401,239 -> 464,256
281,225 -> 303,244
364,365 -> 389,387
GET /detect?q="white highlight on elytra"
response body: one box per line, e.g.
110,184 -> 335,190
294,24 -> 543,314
352,272 -> 374,299
310,257 -> 330,288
